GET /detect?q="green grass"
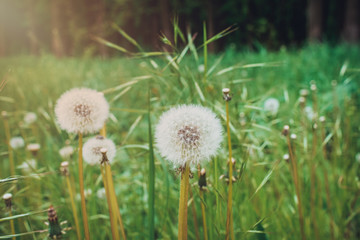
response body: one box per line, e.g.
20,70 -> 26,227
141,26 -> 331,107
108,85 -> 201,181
0,43 -> 360,240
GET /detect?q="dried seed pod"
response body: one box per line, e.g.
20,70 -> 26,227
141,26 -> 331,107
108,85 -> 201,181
60,161 -> 69,176
3,193 -> 12,209
198,168 -> 207,190
48,206 -> 62,239
222,88 -> 232,101
282,125 -> 290,136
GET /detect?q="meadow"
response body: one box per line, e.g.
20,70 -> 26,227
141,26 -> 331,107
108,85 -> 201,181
0,42 -> 359,240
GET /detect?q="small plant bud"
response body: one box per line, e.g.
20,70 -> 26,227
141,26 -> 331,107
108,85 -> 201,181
290,133 -> 297,140
310,84 -> 317,91
1,111 -> 8,118
282,125 -> 290,136
319,116 -> 326,123
3,193 -> 12,208
222,88 -> 232,101
283,154 -> 290,163
60,161 -> 69,176
27,143 -> 40,156
198,168 -> 207,189
47,205 -> 62,239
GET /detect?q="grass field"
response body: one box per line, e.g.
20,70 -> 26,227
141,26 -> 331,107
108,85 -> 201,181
0,43 -> 360,240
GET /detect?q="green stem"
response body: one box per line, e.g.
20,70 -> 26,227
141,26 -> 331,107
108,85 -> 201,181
3,116 -> 15,176
78,133 -> 90,240
178,163 -> 190,240
66,176 -> 81,240
200,191 -> 208,240
225,100 -> 233,240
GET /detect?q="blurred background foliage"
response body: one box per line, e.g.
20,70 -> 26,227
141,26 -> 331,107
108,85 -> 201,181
0,0 -> 358,57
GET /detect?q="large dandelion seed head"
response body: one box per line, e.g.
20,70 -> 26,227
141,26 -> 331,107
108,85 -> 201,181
155,105 -> 223,167
55,88 -> 109,134
83,136 -> 116,165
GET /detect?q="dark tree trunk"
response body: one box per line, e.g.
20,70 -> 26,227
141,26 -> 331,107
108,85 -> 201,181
27,0 -> 39,55
207,0 -> 215,52
51,0 -> 65,57
159,0 -> 173,50
343,0 -> 359,43
308,0 -> 323,42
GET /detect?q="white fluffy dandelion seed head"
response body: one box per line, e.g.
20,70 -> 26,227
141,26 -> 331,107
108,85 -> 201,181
155,105 -> 223,167
10,137 -> 25,149
17,159 -> 37,173
59,146 -> 75,159
83,136 -> 116,165
304,106 -> 314,121
24,112 -> 37,125
55,88 -> 109,134
198,64 -> 205,73
96,188 -> 106,199
264,98 -> 280,115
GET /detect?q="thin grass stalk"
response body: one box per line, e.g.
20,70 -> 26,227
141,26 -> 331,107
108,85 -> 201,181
310,88 -> 319,240
147,82 -> 155,240
178,163 -> 190,240
189,187 -> 200,240
3,114 -> 15,176
78,133 -> 90,240
203,22 -> 208,84
105,165 -> 126,240
286,134 -> 306,240
225,98 -> 234,240
199,190 -> 208,240
320,120 -> 335,240
213,157 -> 221,231
65,176 -> 81,240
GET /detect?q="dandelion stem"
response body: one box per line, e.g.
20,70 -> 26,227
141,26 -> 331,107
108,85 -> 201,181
286,134 -> 306,240
9,209 -> 15,240
65,176 -> 81,240
78,132 -> 90,240
178,163 -> 190,240
203,22 -> 208,84
225,99 -> 234,240
105,164 -> 126,240
199,190 -> 208,240
101,164 -> 120,240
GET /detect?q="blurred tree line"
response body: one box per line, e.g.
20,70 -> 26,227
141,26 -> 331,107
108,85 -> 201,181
0,0 -> 358,57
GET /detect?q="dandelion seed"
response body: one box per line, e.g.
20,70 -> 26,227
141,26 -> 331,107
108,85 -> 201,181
55,88 -> 109,134
83,136 -> 116,165
24,112 -> 37,125
59,146 -> 75,159
264,98 -> 280,115
10,136 -> 25,149
155,105 -> 222,167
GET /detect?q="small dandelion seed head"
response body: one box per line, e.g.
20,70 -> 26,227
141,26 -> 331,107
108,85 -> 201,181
200,168 -> 206,176
290,133 -> 297,140
60,161 -> 69,176
319,116 -> 326,123
299,89 -> 309,97
18,159 -> 37,174
27,143 -> 40,155
304,106 -> 314,121
96,188 -> 106,199
59,145 -> 74,159
83,136 -> 116,165
55,88 -> 109,134
10,137 -> 25,149
24,112 -> 37,125
310,84 -> 317,91
264,98 -> 280,115
356,153 -> 360,164
1,111 -> 8,118
282,125 -> 290,136
155,105 -> 223,167
283,154 -> 290,161
3,193 -> 12,201
198,64 -> 205,73
299,96 -> 306,105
